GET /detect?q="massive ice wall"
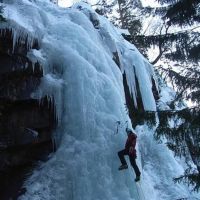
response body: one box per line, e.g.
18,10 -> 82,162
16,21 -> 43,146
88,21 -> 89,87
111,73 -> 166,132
1,0 -> 159,199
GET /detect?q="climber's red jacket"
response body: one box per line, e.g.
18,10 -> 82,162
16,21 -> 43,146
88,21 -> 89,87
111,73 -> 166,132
125,132 -> 137,157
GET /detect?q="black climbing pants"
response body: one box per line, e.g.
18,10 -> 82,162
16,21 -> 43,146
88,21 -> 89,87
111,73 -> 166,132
118,149 -> 141,177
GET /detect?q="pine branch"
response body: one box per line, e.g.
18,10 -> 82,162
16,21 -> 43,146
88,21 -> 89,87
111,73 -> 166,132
158,66 -> 200,98
161,0 -> 200,26
174,172 -> 200,192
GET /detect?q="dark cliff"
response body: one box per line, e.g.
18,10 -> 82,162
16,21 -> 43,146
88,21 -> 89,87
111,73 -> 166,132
0,26 -> 57,200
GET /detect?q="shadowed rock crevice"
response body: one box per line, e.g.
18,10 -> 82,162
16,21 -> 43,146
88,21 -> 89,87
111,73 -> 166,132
123,72 -> 158,127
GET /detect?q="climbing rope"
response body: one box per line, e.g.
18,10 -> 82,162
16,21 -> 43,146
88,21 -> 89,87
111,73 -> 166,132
135,181 -> 141,200
136,181 -> 146,200
130,169 -> 146,200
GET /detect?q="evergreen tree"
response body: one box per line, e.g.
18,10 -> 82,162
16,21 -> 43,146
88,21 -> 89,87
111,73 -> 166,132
122,0 -> 200,191
134,0 -> 200,191
114,0 -> 142,35
93,0 -> 142,35
94,0 -> 116,17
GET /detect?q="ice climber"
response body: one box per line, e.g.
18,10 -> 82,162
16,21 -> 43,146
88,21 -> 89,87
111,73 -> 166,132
118,128 -> 141,182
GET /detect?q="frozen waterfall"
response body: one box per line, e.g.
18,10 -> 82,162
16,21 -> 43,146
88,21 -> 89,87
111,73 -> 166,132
1,0 -> 199,199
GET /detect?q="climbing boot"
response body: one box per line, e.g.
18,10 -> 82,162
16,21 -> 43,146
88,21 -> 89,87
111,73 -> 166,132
135,175 -> 140,182
118,164 -> 128,170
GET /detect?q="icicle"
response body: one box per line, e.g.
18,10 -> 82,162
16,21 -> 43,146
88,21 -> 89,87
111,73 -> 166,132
12,27 -> 17,53
1,23 -> 39,54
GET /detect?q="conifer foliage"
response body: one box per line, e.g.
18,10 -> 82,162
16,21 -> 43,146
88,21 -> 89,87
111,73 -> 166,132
158,0 -> 200,26
121,0 -> 200,191
151,0 -> 200,191
94,0 -> 142,35
114,0 -> 142,35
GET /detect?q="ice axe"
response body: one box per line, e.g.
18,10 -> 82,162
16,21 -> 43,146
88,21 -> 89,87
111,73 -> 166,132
114,121 -> 121,134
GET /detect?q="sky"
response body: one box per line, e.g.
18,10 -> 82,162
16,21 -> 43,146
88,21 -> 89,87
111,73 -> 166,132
58,0 -> 78,7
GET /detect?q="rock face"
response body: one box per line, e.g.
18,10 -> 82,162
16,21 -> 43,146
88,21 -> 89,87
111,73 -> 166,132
0,27 -> 57,199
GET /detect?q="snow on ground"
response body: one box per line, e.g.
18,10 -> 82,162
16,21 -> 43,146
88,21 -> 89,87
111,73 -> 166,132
137,125 -> 200,200
1,0 -> 200,199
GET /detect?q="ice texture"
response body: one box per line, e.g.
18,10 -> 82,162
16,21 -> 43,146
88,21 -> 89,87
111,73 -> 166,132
1,0 -> 199,199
